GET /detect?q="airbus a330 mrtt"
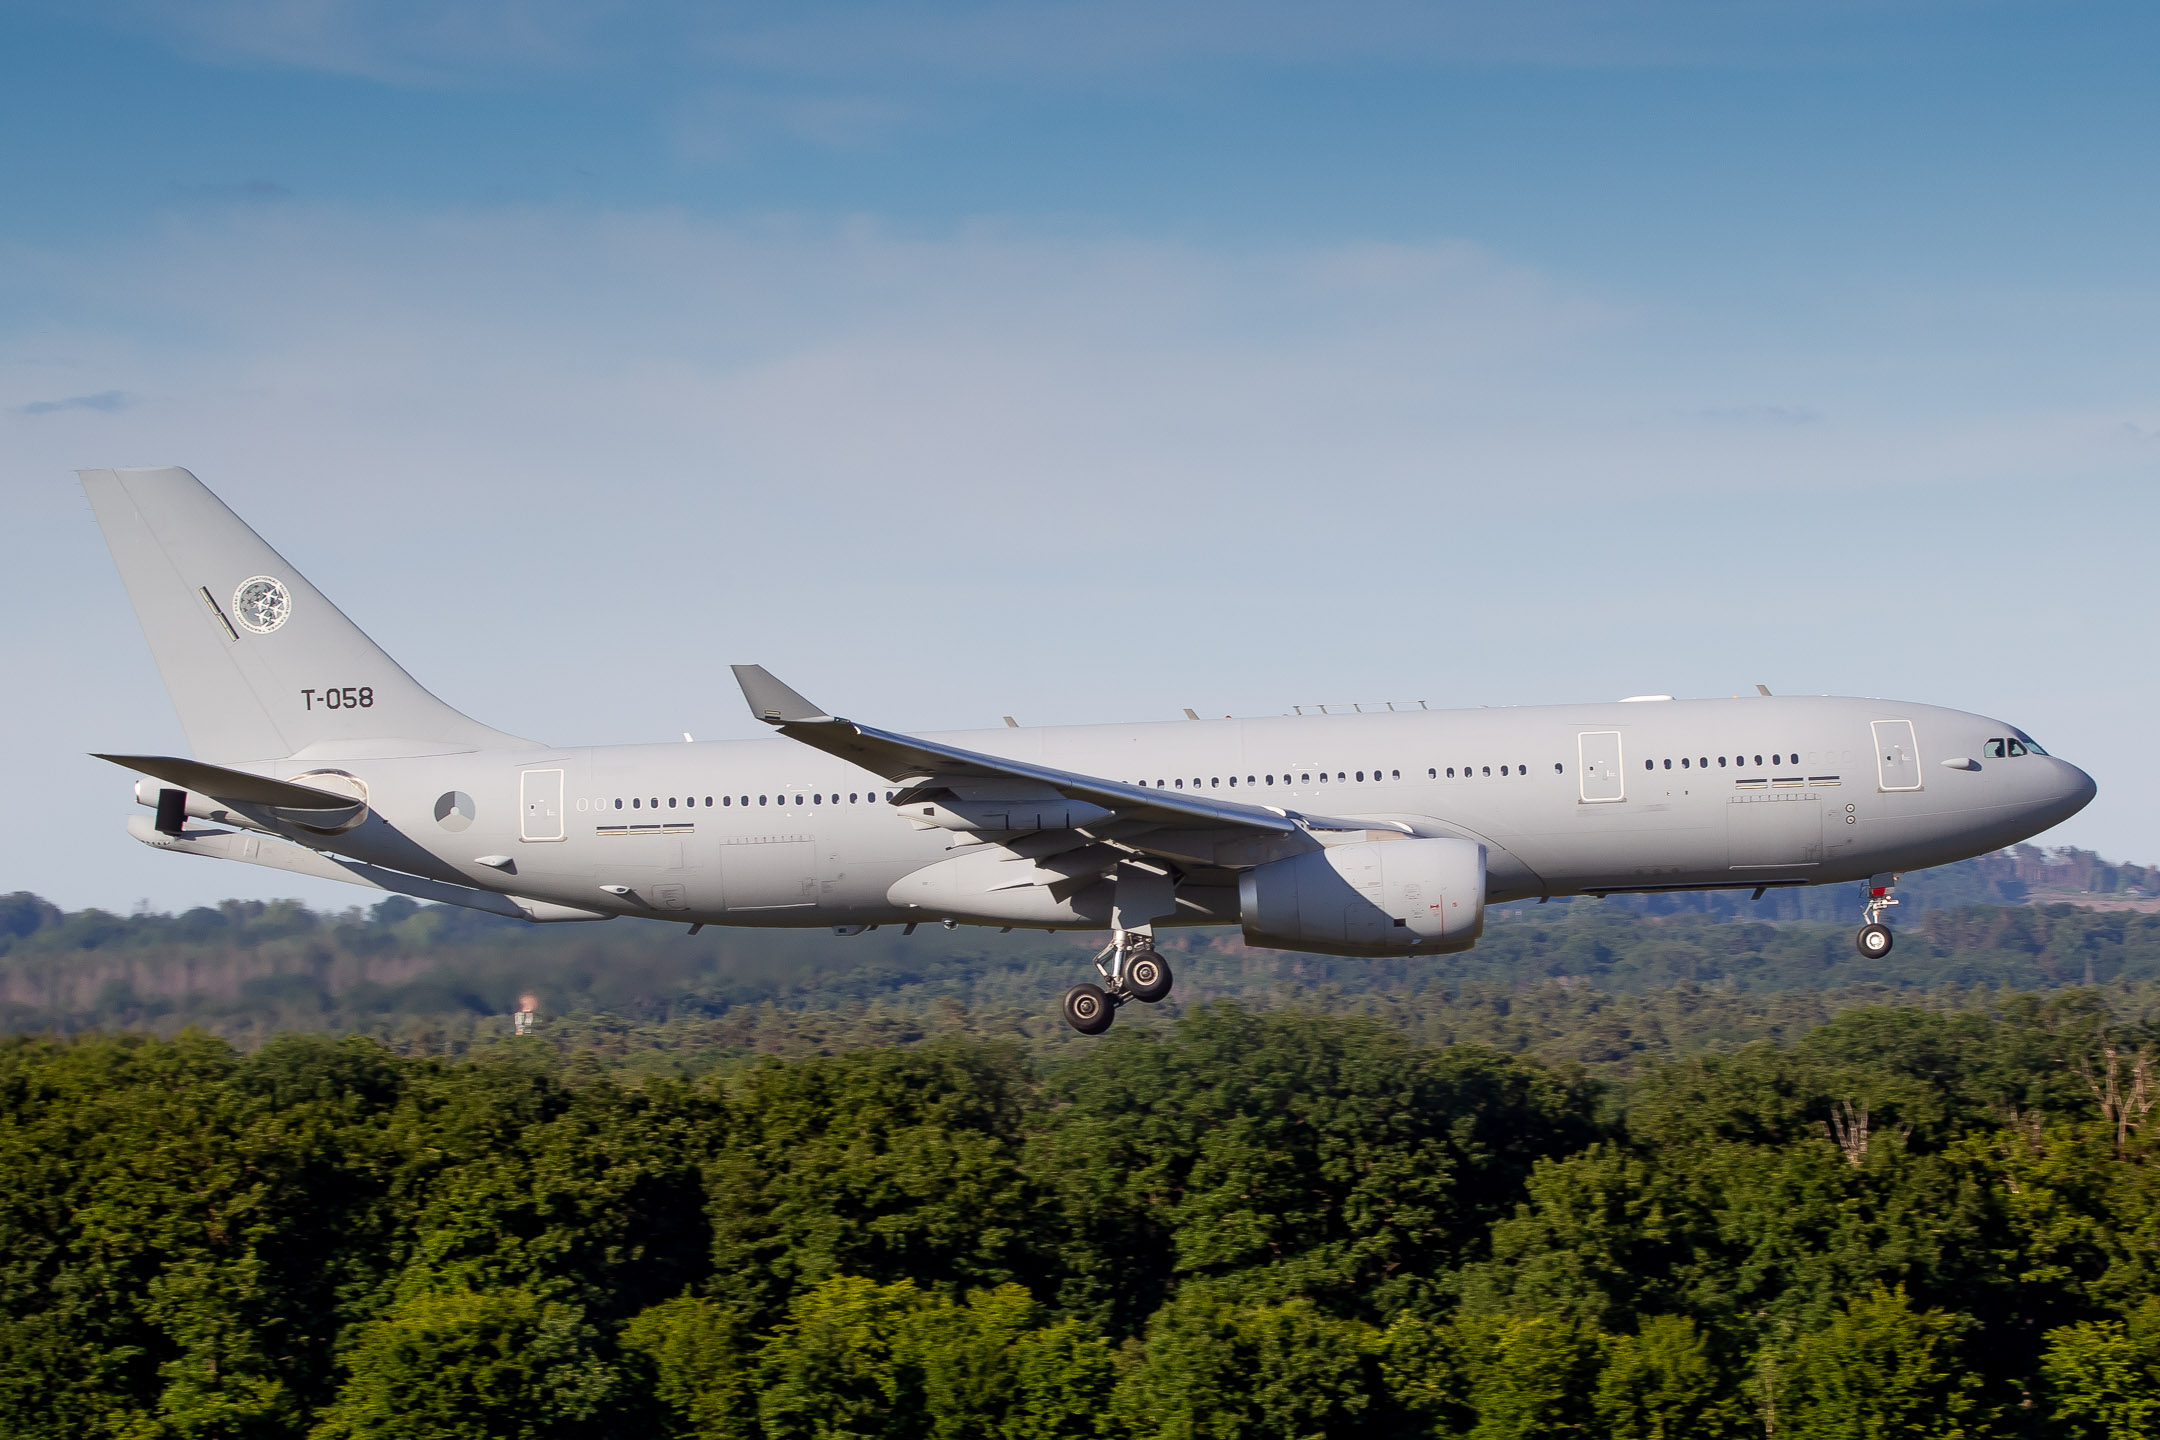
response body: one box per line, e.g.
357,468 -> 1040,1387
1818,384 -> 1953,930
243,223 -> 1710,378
83,467 -> 2097,1033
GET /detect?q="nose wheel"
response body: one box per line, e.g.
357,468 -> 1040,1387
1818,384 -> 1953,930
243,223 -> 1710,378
1062,929 -> 1176,1033
1855,874 -> 1899,959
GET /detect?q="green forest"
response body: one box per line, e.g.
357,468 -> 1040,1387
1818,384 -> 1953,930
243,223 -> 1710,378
8,1001 -> 2160,1438
8,849 -> 2160,1437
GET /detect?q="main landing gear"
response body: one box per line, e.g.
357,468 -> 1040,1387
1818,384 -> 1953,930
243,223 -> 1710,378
1856,874 -> 1900,959
1062,928 -> 1175,1035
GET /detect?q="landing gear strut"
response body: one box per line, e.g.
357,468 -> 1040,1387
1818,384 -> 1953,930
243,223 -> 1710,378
1856,874 -> 1899,959
1061,927 -> 1176,1034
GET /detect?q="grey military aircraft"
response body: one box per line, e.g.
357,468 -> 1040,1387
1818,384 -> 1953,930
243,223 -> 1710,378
83,467 -> 2096,1033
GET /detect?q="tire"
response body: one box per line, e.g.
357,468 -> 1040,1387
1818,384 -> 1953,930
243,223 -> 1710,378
1857,923 -> 1894,959
1063,983 -> 1116,1035
1125,951 -> 1173,1004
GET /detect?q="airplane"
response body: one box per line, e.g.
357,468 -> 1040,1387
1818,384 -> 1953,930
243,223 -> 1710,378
81,467 -> 2097,1034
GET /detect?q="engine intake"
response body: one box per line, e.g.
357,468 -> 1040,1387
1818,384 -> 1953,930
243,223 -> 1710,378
1237,836 -> 1485,957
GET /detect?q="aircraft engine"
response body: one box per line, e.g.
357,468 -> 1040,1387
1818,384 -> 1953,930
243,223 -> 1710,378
1237,837 -> 1485,957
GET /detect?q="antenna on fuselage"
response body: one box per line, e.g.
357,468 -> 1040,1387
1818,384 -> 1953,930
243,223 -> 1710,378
1755,684 -> 1772,696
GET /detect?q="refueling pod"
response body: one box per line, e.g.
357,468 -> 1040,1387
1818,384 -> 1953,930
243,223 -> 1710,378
1238,836 -> 1485,957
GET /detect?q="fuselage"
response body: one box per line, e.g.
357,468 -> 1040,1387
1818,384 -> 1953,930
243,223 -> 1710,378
255,694 -> 2094,929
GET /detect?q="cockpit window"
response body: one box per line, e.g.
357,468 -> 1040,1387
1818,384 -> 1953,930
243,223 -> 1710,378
1983,739 -> 2006,759
2006,739 -> 2029,758
2015,732 -> 2048,756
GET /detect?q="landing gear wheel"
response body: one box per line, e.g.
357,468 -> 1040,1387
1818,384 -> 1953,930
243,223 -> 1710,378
1063,983 -> 1116,1035
1857,923 -> 1894,959
1125,951 -> 1173,1004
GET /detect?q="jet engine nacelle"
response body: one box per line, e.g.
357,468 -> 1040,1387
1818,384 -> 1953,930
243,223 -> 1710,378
1237,836 -> 1485,957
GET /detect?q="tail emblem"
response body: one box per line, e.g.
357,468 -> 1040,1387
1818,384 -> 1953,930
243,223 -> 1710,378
232,576 -> 293,634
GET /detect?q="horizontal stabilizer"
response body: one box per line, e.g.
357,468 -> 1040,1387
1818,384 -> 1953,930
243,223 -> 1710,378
95,754 -> 356,810
126,815 -> 612,923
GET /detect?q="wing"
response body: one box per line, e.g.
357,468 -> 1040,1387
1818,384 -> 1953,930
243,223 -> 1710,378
731,665 -> 1404,851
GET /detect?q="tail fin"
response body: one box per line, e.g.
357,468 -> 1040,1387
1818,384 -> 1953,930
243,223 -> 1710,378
81,467 -> 532,763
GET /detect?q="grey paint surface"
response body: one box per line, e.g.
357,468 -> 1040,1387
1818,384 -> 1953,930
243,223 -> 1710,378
82,468 -> 2097,953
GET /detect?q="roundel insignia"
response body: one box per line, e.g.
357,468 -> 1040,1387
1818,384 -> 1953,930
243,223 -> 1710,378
232,576 -> 293,634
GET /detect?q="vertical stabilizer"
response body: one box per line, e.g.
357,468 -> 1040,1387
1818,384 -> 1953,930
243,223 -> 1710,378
81,467 -> 532,762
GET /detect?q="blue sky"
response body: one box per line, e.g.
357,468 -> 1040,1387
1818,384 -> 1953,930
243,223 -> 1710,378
4,1 -> 2158,911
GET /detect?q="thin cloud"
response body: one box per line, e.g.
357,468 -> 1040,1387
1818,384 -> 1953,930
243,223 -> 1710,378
167,179 -> 292,204
61,0 -> 1930,86
1699,404 -> 1824,426
18,389 -> 132,416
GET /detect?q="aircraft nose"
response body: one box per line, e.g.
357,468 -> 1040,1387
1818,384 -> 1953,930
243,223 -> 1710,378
2042,757 -> 2098,823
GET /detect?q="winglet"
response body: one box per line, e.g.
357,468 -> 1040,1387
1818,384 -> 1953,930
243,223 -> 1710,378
731,665 -> 834,725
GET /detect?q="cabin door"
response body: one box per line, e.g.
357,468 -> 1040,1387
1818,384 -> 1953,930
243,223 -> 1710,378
1871,720 -> 1923,792
520,768 -> 565,842
1578,731 -> 1625,803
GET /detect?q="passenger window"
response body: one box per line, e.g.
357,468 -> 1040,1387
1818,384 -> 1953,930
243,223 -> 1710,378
614,799 -> 622,809
1553,762 -> 1562,773
759,796 -> 767,806
1212,778 -> 1220,788
1175,779 -> 1184,789
1680,758 -> 1689,769
1228,777 -> 1237,787
813,794 -> 821,804
1481,766 -> 1490,777
1644,760 -> 1653,771
1302,773 -> 1311,783
1320,773 -> 1329,783
1448,768 -> 1456,778
794,795 -> 803,805
1663,759 -> 1672,770
633,798 -> 641,808
1754,755 -> 1763,766
723,796 -> 731,806
2007,739 -> 2029,757
1356,771 -> 1365,782
1392,770 -> 1400,779
1718,757 -> 1727,767
668,797 -> 677,808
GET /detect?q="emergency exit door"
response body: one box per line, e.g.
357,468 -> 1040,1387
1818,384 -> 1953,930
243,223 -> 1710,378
1578,732 -> 1625,803
520,768 -> 565,841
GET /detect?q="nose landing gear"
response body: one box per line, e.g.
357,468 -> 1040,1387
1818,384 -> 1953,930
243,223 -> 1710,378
1062,927 -> 1176,1033
1856,874 -> 1899,959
